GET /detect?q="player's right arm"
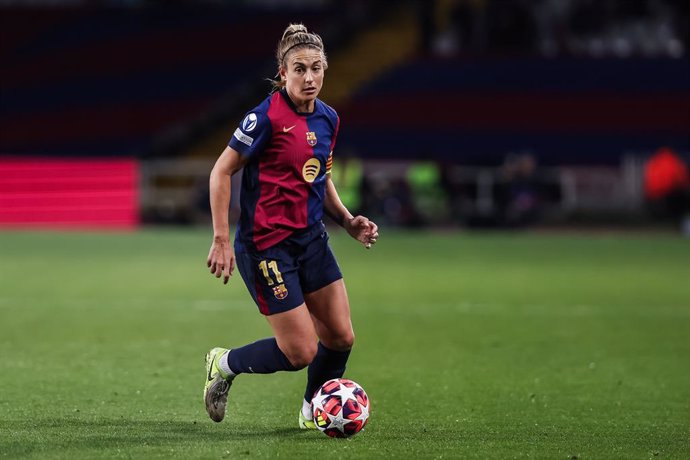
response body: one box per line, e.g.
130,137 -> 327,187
207,146 -> 249,285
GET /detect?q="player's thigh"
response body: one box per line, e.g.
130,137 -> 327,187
304,279 -> 354,351
266,303 -> 318,368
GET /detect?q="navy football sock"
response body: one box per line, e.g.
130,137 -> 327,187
227,338 -> 298,375
303,342 -> 351,402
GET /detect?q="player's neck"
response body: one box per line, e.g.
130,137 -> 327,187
283,89 -> 315,114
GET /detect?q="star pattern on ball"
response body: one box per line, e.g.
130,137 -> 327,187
311,390 -> 330,410
356,397 -> 370,422
333,381 -> 358,404
326,410 -> 348,432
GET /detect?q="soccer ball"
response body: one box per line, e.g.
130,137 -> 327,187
312,378 -> 370,438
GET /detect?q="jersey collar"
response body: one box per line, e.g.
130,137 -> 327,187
280,89 -> 318,116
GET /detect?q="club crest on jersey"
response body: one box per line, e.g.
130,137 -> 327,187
272,284 -> 288,300
302,158 -> 321,183
306,131 -> 317,146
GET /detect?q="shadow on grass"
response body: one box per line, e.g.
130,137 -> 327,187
3,417 -> 323,455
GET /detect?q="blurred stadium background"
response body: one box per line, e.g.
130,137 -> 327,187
2,0 -> 689,232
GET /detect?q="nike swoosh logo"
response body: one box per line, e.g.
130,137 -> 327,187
283,125 -> 296,133
207,358 -> 214,381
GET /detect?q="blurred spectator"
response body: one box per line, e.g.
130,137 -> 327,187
384,178 -> 423,227
417,0 -> 685,57
439,162 -> 476,225
408,162 -> 447,226
566,0 -> 684,57
644,147 -> 690,228
495,152 -> 543,228
358,170 -> 422,228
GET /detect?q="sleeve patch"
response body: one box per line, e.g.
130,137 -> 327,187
233,128 -> 254,147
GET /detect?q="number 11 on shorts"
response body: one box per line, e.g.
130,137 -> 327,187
258,260 -> 283,286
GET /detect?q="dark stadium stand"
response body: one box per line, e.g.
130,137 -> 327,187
336,57 -> 690,165
0,6 -> 334,157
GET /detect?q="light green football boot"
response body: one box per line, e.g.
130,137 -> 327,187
298,408 -> 317,430
204,347 -> 234,423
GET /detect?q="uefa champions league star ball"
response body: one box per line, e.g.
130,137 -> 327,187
312,378 -> 370,438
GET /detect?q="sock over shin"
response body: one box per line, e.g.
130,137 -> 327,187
303,342 -> 351,402
227,338 -> 298,375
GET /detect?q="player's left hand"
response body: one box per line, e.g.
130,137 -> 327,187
346,215 -> 379,249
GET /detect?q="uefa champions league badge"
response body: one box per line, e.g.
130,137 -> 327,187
242,113 -> 257,132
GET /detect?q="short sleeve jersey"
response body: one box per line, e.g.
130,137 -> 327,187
229,89 -> 340,252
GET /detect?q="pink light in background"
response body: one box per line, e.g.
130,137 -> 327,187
0,158 -> 139,230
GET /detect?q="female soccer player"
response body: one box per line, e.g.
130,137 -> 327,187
203,23 -> 379,428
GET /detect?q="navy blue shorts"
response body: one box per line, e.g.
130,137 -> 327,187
235,222 -> 343,315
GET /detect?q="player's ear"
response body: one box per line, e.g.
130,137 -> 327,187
279,66 -> 287,82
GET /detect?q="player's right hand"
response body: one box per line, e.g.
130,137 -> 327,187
346,215 -> 379,249
207,236 -> 235,285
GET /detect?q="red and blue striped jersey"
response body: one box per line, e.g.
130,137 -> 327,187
229,89 -> 340,251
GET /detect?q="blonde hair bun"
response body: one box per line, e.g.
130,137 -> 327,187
281,23 -> 309,41
276,23 -> 325,64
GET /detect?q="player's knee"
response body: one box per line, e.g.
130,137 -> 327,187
285,342 -> 318,369
327,331 -> 355,352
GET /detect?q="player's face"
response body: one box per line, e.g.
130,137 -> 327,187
281,49 -> 325,112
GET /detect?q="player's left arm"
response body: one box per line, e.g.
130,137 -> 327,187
324,169 -> 379,249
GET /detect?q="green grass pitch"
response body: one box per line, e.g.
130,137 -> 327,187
1,229 -> 689,459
